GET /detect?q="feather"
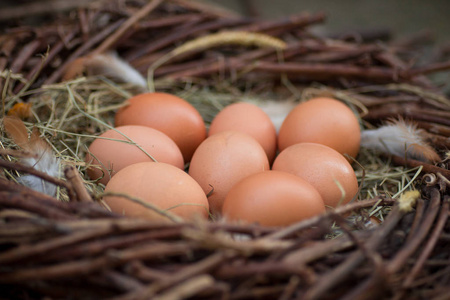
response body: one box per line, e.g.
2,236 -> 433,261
245,99 -> 296,133
245,100 -> 440,163
3,116 -> 60,196
63,52 -> 147,89
360,119 -> 440,163
3,115 -> 30,150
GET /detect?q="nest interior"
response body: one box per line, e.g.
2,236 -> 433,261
0,0 -> 450,299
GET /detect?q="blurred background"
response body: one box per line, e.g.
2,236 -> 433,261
1,0 -> 450,45
202,0 -> 450,44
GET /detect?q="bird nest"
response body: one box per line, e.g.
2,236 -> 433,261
0,0 -> 449,299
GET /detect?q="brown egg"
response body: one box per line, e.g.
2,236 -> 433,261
85,125 -> 184,185
104,162 -> 209,222
188,131 -> 270,216
222,171 -> 325,227
208,102 -> 277,162
115,92 -> 206,162
272,143 -> 358,208
278,97 -> 361,159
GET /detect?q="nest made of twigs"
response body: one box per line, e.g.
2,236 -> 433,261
1,1 -> 450,299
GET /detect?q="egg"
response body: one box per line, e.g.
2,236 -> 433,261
103,162 -> 209,222
188,131 -> 270,215
278,97 -> 361,159
208,102 -> 277,162
85,125 -> 184,185
222,171 -> 325,227
115,92 -> 206,162
272,143 -> 359,208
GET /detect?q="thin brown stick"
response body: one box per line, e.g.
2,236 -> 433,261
125,261 -> 171,282
303,205 -> 403,300
401,200 -> 449,287
387,188 -> 441,274
253,61 -> 404,81
40,228 -> 184,263
409,60 -> 450,77
282,229 -> 373,266
405,198 -> 425,243
10,40 -> 42,73
171,0 -> 241,18
12,28 -> 80,94
98,270 -> 146,292
64,165 -> 92,202
91,0 -> 164,55
139,14 -> 207,29
266,197 -> 391,240
0,242 -> 192,283
0,190 -> 76,220
126,18 -> 251,62
0,0 -> 92,21
44,19 -> 125,84
0,158 -> 71,192
115,252 -> 230,300
236,12 -> 326,34
390,155 -> 450,180
0,227 -> 113,265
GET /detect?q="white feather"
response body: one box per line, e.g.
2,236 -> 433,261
63,52 -> 147,89
245,99 -> 296,133
18,143 -> 60,197
90,52 -> 148,88
360,120 -> 439,162
3,117 -> 60,197
244,100 -> 439,162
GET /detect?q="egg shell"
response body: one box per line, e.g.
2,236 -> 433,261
272,142 -> 359,208
278,97 -> 361,159
85,125 -> 184,185
115,92 -> 206,162
188,131 -> 270,215
222,170 -> 325,227
208,102 -> 277,162
104,162 -> 209,222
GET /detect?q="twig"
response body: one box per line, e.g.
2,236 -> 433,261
40,228 -> 185,263
64,165 -> 93,202
0,190 -> 75,220
0,0 -> 92,21
10,40 -> 42,73
0,226 -> 113,265
91,0 -> 164,55
405,198 -> 425,243
236,12 -> 326,34
115,252 -> 230,300
266,197 -> 391,240
12,28 -> 80,94
0,242 -> 192,283
282,230 -> 372,266
0,157 -> 71,192
253,61 -> 405,82
303,205 -> 404,300
387,188 -> 441,274
126,18 -> 251,62
44,19 -> 125,84
400,199 -> 448,288
409,60 -> 450,77
102,191 -> 183,223
390,155 -> 450,180
101,270 -> 146,292
171,0 -> 241,18
151,274 -> 215,300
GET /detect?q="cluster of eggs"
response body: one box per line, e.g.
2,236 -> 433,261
85,92 -> 361,226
